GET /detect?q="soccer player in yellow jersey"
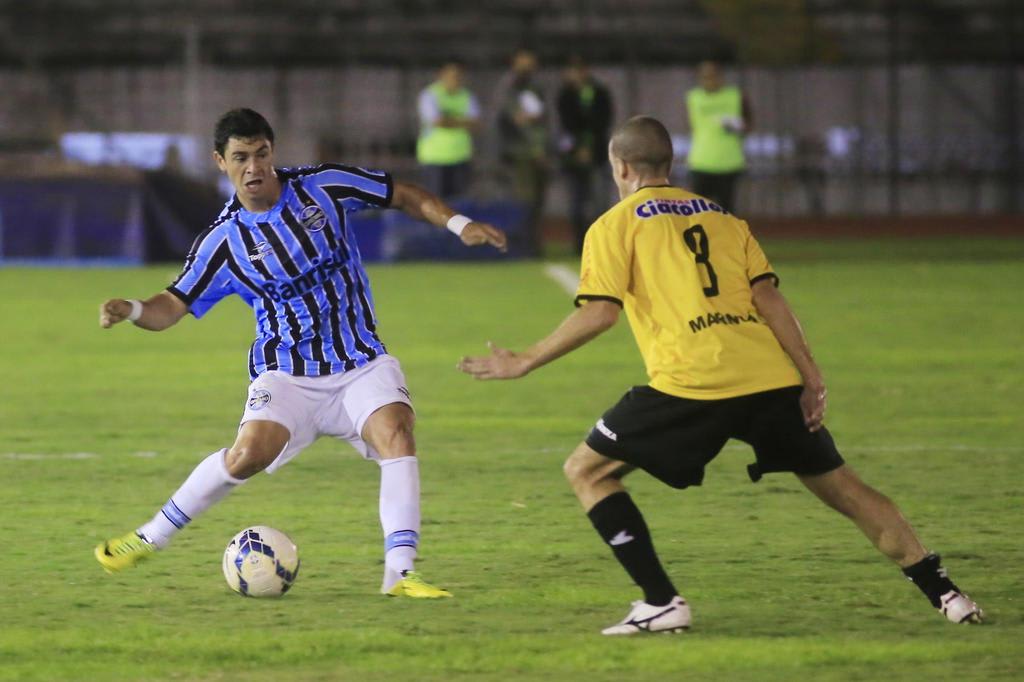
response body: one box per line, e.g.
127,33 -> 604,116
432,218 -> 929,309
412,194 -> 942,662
458,116 -> 982,634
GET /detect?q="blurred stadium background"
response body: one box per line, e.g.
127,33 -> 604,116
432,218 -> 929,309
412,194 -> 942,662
2,5 -> 1023,680
0,0 -> 1021,264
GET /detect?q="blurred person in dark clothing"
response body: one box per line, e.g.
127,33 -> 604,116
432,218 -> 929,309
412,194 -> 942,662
497,49 -> 550,256
557,56 -> 614,254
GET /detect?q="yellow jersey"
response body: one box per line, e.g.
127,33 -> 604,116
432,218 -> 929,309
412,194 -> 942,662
576,185 -> 801,399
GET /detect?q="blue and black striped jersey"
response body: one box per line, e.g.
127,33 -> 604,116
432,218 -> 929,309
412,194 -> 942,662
168,163 -> 392,380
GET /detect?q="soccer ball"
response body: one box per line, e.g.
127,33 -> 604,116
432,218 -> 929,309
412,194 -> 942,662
222,526 -> 300,597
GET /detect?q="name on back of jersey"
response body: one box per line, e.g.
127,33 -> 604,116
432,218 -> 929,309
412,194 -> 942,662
688,311 -> 761,334
635,197 -> 727,219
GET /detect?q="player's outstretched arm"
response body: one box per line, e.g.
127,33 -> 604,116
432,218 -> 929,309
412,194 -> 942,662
390,181 -> 507,252
457,300 -> 620,380
99,291 -> 189,332
751,279 -> 826,431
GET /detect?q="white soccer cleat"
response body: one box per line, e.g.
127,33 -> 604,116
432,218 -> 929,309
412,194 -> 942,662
601,596 -> 691,635
939,590 -> 983,624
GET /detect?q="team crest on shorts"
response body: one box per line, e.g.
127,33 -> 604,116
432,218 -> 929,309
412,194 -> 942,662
248,389 -> 272,411
298,205 -> 327,232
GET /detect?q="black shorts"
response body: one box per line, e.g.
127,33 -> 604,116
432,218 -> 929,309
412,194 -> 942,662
585,385 -> 844,489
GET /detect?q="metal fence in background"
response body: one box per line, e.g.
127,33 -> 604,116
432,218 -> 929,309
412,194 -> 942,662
0,0 -> 1021,221
1,62 -> 1019,218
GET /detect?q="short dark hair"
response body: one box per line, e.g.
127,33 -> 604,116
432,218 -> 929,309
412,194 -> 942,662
213,108 -> 275,155
610,115 -> 674,175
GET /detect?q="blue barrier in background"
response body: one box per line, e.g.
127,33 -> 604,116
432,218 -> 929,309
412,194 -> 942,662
0,172 -> 223,265
348,200 -> 529,262
0,177 -> 530,265
0,178 -> 145,264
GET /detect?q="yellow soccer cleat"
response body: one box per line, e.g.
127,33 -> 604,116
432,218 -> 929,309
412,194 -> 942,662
383,571 -> 453,599
94,531 -> 156,574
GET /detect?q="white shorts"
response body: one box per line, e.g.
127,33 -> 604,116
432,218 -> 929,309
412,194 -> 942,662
239,354 -> 413,473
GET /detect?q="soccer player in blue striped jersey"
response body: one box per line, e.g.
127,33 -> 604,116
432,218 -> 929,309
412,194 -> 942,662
95,108 -> 506,598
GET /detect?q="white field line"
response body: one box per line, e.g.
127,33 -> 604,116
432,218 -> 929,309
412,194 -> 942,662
1,444 -> 1020,463
1,451 -> 158,461
543,263 -> 579,297
468,443 -> 1024,458
722,443 -> 1024,453
490,443 -> 1024,455
2,452 -> 98,460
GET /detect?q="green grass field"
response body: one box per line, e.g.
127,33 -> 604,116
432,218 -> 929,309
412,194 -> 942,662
1,238 -> 1022,681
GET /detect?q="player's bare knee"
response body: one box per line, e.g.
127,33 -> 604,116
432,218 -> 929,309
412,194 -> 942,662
562,453 -> 585,484
371,421 -> 416,458
225,444 -> 277,479
363,403 -> 416,457
563,450 -> 608,490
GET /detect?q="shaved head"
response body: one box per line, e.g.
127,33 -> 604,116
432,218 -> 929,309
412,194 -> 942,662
610,116 -> 674,176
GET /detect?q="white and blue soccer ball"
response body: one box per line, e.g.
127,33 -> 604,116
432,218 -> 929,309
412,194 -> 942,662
222,526 -> 300,597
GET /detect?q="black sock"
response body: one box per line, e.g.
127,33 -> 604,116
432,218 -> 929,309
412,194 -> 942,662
587,491 -> 678,606
902,553 -> 960,608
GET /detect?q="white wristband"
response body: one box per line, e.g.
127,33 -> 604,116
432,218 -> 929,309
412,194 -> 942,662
446,214 -> 472,236
127,299 -> 143,322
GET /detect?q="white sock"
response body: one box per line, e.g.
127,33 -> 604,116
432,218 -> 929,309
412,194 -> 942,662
379,456 -> 420,577
138,449 -> 244,548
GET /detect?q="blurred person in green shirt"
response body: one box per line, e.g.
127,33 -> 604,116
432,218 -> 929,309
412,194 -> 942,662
685,61 -> 752,212
417,61 -> 480,198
